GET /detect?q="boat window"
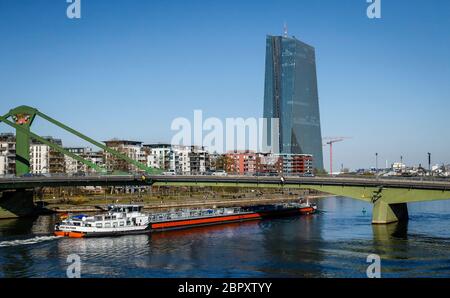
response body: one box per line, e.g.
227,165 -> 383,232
105,223 -> 111,228
113,222 -> 118,227
119,222 -> 124,227
96,223 -> 103,228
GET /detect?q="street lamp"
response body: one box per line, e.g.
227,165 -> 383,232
428,152 -> 431,174
375,153 -> 378,173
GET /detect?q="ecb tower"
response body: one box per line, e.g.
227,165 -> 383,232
263,34 -> 324,170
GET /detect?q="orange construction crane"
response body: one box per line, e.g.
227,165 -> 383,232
323,137 -> 352,175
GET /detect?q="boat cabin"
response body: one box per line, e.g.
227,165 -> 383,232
107,205 -> 143,214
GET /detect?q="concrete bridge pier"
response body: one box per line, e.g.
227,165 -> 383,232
372,200 -> 409,224
0,190 -> 36,219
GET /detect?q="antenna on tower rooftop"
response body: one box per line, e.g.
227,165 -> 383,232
283,22 -> 288,38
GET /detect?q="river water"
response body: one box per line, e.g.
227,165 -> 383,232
1,197 -> 450,278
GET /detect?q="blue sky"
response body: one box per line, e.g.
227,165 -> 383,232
0,0 -> 449,170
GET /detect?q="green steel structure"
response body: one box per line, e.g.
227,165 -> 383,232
0,105 -> 160,175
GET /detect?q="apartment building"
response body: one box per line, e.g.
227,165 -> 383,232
255,152 -> 283,175
30,137 -> 65,174
143,144 -> 173,171
64,147 -> 104,174
0,133 -> 16,175
225,150 -> 257,175
209,152 -> 229,172
171,145 -> 209,175
103,139 -> 147,173
224,151 -> 313,176
278,153 -> 313,175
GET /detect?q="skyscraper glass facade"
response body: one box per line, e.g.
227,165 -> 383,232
263,35 -> 324,170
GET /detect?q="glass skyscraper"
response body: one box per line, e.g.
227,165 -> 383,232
263,35 -> 324,170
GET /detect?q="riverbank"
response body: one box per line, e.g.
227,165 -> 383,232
2,186 -> 327,218
48,194 -> 327,213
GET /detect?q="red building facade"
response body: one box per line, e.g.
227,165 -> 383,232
225,151 -> 313,176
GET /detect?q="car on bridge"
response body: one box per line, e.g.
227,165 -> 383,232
299,173 -> 315,177
212,171 -> 228,177
162,171 -> 176,176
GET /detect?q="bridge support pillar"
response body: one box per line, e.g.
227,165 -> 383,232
7,107 -> 37,176
15,127 -> 31,176
0,190 -> 36,219
372,200 -> 409,224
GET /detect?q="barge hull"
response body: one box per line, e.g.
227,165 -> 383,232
151,207 -> 315,232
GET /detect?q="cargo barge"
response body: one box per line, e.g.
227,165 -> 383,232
54,201 -> 317,238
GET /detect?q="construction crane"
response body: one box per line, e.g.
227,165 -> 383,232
323,137 -> 352,175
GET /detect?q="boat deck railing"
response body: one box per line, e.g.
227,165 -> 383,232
147,202 -> 307,223
148,207 -> 251,222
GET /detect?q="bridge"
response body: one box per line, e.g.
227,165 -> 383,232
2,175 -> 450,224
2,105 -> 450,224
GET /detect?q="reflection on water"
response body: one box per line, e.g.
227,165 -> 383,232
372,221 -> 408,241
1,197 -> 450,277
0,218 -> 35,238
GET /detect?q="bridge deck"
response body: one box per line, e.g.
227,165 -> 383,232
1,175 -> 450,191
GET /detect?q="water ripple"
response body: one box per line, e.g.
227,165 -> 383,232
0,235 -> 61,248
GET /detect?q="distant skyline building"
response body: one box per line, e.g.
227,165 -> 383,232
263,34 -> 324,170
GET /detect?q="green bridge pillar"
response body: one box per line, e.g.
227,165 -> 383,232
8,107 -> 37,176
15,126 -> 32,176
372,200 -> 409,224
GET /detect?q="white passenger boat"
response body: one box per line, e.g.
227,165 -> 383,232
54,205 -> 150,238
